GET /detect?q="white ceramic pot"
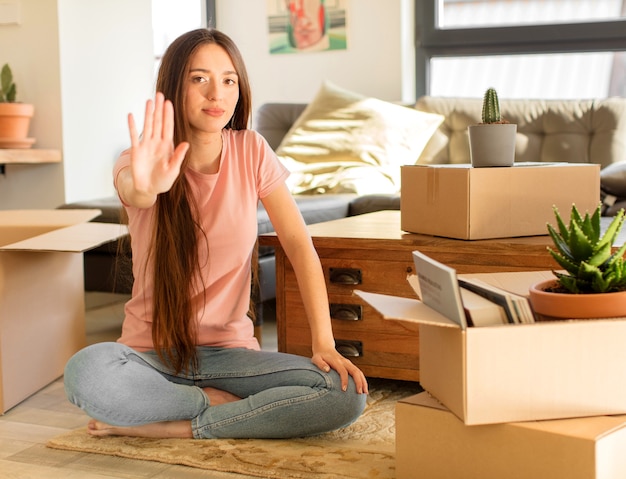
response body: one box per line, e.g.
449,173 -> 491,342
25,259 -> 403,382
468,123 -> 517,168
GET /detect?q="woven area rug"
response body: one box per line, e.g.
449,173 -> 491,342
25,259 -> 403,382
47,378 -> 421,479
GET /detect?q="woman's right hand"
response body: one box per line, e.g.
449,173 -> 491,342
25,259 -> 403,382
126,92 -> 189,201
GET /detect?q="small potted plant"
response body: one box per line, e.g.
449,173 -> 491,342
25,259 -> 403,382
468,87 -> 516,167
0,63 -> 35,148
528,203 -> 626,319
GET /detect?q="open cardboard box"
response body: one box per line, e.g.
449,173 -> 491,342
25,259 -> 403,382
400,163 -> 600,239
0,209 -> 127,413
356,270 -> 626,425
396,392 -> 626,479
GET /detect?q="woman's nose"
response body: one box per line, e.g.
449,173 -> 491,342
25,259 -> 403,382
205,82 -> 220,100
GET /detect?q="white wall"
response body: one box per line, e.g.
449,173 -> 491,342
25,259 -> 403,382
0,0 -> 154,209
58,0 -> 155,204
215,0 -> 415,126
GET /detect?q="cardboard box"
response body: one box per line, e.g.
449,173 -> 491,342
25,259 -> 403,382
0,210 -> 127,413
356,270 -> 626,425
396,392 -> 626,479
400,163 -> 600,239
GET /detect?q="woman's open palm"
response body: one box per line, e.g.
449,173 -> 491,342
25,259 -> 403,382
128,92 -> 189,196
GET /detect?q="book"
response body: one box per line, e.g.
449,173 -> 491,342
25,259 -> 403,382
412,250 -> 536,327
458,287 -> 509,327
411,251 -> 468,329
458,277 -> 536,324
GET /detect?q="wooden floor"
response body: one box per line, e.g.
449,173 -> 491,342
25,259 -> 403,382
0,292 -> 278,479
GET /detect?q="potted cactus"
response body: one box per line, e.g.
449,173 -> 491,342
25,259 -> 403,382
528,203 -> 626,319
468,87 -> 516,167
0,63 -> 35,148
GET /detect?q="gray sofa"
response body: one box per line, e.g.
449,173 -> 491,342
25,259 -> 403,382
61,95 -> 626,320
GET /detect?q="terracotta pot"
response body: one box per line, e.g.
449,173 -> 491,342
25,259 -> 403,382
0,103 -> 35,148
528,279 -> 626,319
468,123 -> 517,168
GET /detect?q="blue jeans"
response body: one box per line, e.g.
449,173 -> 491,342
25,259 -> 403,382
64,342 -> 366,439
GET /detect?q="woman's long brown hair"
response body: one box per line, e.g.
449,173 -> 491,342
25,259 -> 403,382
150,28 -> 252,374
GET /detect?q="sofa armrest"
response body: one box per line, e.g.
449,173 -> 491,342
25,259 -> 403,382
254,103 -> 307,150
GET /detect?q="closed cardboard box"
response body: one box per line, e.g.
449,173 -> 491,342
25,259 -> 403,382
400,163 -> 600,239
357,270 -> 626,425
0,210 -> 127,413
396,392 -> 626,479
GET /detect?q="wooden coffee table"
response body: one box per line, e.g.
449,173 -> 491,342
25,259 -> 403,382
259,210 -> 564,381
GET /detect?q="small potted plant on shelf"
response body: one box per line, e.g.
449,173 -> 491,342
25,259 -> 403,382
528,203 -> 626,319
0,63 -> 35,149
468,87 -> 516,167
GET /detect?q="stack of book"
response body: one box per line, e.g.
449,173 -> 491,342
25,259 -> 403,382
410,251 -> 536,328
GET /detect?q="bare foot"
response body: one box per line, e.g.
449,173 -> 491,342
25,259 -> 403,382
87,419 -> 193,438
202,386 -> 241,405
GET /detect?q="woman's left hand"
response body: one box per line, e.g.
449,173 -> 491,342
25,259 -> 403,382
311,348 -> 369,395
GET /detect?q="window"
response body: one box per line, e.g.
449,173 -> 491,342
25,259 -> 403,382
438,0 -> 625,28
416,0 -> 626,99
152,0 -> 205,76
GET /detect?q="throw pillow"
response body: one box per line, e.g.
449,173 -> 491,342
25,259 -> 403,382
601,161 -> 626,197
600,161 -> 626,216
275,81 -> 444,195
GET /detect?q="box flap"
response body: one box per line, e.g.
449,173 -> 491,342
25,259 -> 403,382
0,222 -> 128,253
399,391 -> 449,410
0,209 -> 103,247
358,270 -> 558,330
0,209 -> 101,226
512,414 -> 626,441
354,290 -> 460,328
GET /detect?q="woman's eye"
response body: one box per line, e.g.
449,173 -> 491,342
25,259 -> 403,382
225,78 -> 237,85
192,76 -> 207,83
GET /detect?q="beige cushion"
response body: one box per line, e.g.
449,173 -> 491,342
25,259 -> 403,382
414,96 -> 626,169
276,82 -> 444,195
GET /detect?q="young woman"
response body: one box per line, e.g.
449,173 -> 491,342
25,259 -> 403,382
63,28 -> 367,440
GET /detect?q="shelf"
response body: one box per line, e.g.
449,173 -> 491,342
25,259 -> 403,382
0,149 -> 61,164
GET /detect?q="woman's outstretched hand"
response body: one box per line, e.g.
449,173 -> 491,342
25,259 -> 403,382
127,92 -> 189,199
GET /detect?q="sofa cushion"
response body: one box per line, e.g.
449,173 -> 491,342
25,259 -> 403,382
348,194 -> 401,216
275,81 -> 444,195
415,96 -> 626,168
58,196 -> 125,224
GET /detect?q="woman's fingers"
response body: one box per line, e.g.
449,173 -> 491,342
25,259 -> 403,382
312,352 -> 369,395
162,98 -> 176,142
152,92 -> 165,140
142,97 -> 154,140
128,113 -> 139,147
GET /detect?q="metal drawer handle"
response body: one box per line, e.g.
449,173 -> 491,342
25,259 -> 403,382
329,267 -> 362,285
330,303 -> 362,321
335,340 -> 362,358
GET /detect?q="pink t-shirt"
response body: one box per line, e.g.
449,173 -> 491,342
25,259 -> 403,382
113,129 -> 289,352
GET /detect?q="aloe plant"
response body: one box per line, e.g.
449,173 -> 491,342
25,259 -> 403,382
0,63 -> 16,102
481,87 -> 502,124
547,203 -> 626,294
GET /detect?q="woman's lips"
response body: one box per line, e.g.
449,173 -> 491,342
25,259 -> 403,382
204,108 -> 224,117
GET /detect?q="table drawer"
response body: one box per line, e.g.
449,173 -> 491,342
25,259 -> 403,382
285,291 -> 419,336
283,325 -> 420,381
284,258 -> 417,298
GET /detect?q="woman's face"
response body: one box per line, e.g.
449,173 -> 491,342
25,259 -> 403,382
184,43 -> 239,137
